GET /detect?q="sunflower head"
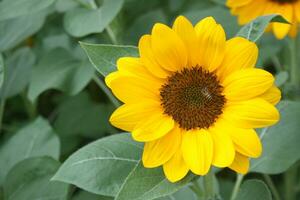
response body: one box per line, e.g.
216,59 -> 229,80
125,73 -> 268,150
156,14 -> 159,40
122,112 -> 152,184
227,0 -> 300,39
106,16 -> 281,182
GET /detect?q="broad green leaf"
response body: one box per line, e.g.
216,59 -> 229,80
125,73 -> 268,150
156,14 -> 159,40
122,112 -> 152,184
0,12 -> 47,52
64,0 -> 124,37
124,9 -> 167,44
80,42 -> 138,76
157,186 -> 197,200
0,54 -> 3,90
55,0 -> 78,13
115,162 -> 195,200
0,0 -> 55,21
236,180 -> 271,200
42,34 -> 72,51
72,191 -> 113,200
54,92 -> 115,138
237,14 -> 289,42
251,101 -> 300,173
184,6 -> 239,38
52,133 -> 143,196
275,71 -> 289,87
0,117 -> 60,184
0,47 -> 35,99
3,157 -> 69,200
28,48 -> 94,102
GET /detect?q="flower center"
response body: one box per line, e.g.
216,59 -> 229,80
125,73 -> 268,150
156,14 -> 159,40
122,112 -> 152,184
270,0 -> 298,3
160,67 -> 226,130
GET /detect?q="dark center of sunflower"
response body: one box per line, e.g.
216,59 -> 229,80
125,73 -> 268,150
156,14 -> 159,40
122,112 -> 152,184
271,0 -> 298,3
160,67 -> 226,130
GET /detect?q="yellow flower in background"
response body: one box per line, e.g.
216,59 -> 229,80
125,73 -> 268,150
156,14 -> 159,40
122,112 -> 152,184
105,16 -> 281,182
227,0 -> 300,39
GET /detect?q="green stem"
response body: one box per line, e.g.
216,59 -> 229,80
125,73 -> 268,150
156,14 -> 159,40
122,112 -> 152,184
203,170 -> 215,199
189,179 -> 204,199
263,174 -> 281,200
0,97 -> 5,132
289,37 -> 298,88
21,92 -> 37,119
93,75 -> 120,108
230,174 -> 244,200
106,25 -> 118,45
284,165 -> 297,200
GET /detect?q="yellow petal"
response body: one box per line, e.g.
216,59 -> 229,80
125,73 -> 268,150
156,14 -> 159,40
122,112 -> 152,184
109,100 -> 160,132
296,2 -> 300,22
227,124 -> 262,158
143,126 -> 181,168
105,71 -> 121,88
109,76 -> 160,103
117,57 -> 158,81
194,17 -> 226,71
229,153 -> 249,174
163,148 -> 189,183
132,113 -> 175,142
234,1 -> 267,24
181,129 -> 213,175
151,23 -> 188,72
259,86 -> 281,105
209,120 -> 235,167
222,68 -> 274,101
272,4 -> 293,39
218,37 -> 258,80
172,15 -> 199,67
226,0 -> 252,7
224,98 -> 280,129
138,34 -> 169,78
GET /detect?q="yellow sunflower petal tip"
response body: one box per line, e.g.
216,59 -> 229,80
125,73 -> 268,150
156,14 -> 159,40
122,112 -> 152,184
106,15 -> 280,182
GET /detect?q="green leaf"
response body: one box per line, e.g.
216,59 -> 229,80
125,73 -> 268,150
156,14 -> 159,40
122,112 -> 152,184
72,191 -> 113,200
54,92 -> 115,138
0,117 -> 60,185
52,133 -> 143,196
0,54 -> 3,90
183,6 -> 239,38
64,0 -> 124,37
0,47 -> 35,99
0,12 -> 46,52
236,14 -> 289,42
27,48 -> 94,102
115,162 -> 195,200
236,180 -> 271,200
80,42 -> 138,76
275,71 -> 289,87
157,186 -> 197,200
55,0 -> 78,13
0,0 -> 55,21
3,157 -> 69,200
124,9 -> 167,44
251,101 -> 300,173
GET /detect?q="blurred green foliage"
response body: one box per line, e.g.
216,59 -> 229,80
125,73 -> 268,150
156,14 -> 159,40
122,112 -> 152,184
0,0 -> 300,200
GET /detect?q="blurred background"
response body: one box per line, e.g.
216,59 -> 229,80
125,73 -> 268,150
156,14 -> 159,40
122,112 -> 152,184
0,0 -> 299,200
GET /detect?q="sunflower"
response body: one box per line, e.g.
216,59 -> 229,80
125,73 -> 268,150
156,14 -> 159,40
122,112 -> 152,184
105,16 -> 281,182
227,0 -> 300,39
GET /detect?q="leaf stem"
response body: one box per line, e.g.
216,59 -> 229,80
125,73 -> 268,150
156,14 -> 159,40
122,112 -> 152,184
106,25 -> 118,45
203,170 -> 215,199
230,174 -> 244,200
0,97 -> 5,133
21,91 -> 37,120
263,174 -> 281,200
289,37 -> 299,88
189,179 -> 204,199
284,165 -> 297,200
93,75 -> 120,108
